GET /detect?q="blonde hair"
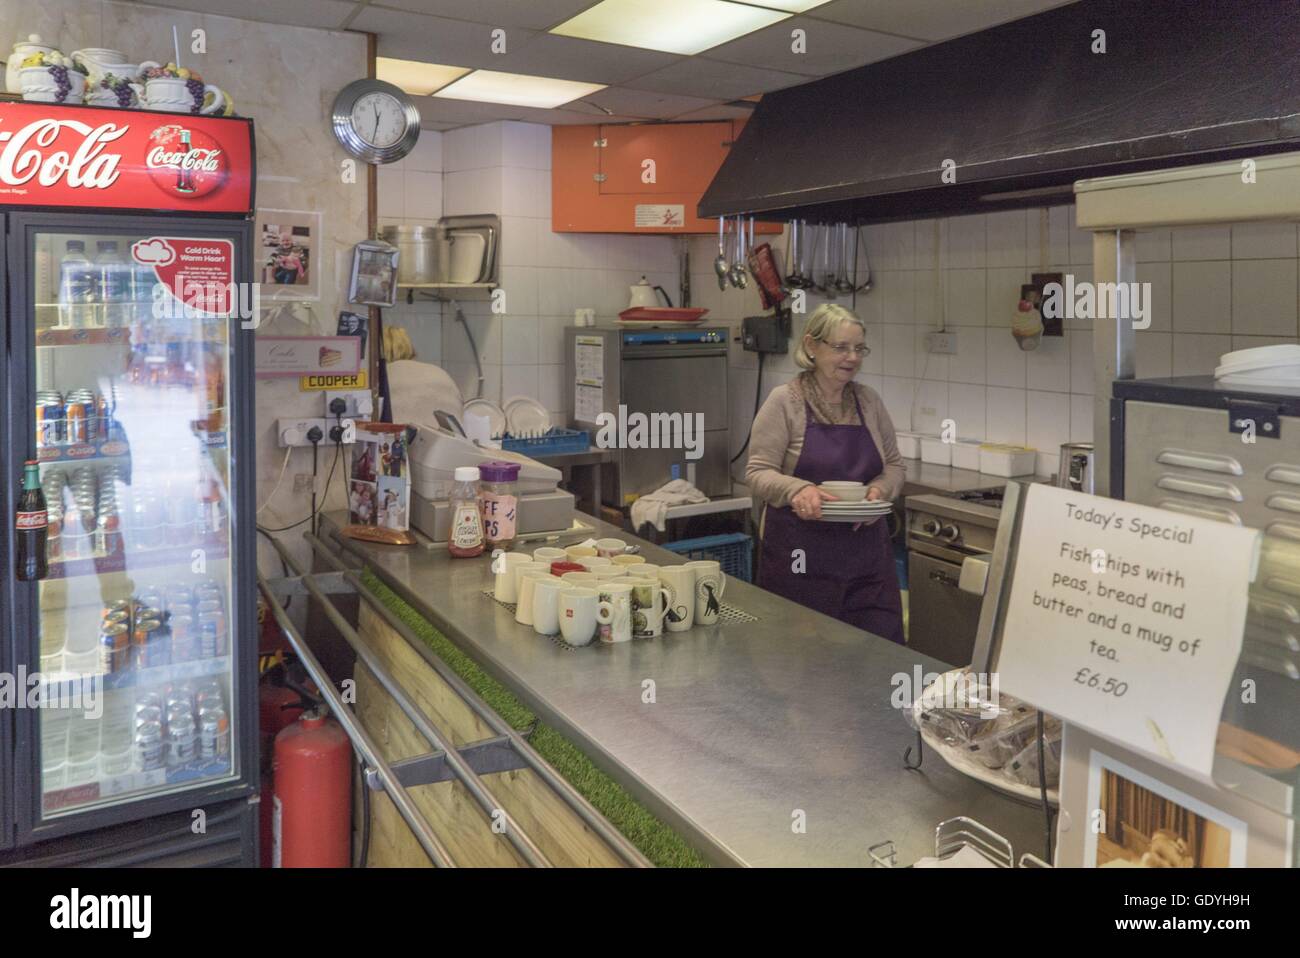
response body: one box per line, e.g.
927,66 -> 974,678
794,303 -> 865,370
382,325 -> 416,361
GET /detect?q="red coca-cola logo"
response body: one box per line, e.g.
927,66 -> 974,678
145,124 -> 227,199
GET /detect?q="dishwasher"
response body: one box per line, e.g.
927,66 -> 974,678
565,325 -> 731,508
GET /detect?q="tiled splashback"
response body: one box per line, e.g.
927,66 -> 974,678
377,121 -> 1300,484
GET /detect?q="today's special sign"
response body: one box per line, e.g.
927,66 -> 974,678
996,484 -> 1260,779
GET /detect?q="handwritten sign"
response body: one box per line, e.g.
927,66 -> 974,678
254,336 -> 361,378
997,484 -> 1260,779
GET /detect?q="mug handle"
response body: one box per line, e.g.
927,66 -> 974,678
198,83 -> 224,115
657,588 -> 672,614
597,601 -> 614,625
714,572 -> 727,598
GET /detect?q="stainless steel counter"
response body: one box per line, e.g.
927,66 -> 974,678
318,511 -> 1044,867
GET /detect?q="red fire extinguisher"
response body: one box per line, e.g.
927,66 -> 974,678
272,707 -> 352,868
258,675 -> 305,868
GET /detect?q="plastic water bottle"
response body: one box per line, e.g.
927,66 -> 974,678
58,240 -> 98,329
95,241 -> 131,328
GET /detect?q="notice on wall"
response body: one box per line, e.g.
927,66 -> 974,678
574,335 -> 604,423
634,204 -> 685,229
996,484 -> 1260,779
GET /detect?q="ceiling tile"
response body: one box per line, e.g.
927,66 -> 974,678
140,0 -> 358,29
491,33 -> 682,85
704,15 -> 919,76
351,6 -> 538,67
410,95 -> 532,125
576,87 -> 723,120
808,0 -> 1074,43
371,0 -> 597,31
671,102 -> 757,122
625,58 -> 806,100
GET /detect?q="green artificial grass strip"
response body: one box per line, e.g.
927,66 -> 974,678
358,570 -> 707,868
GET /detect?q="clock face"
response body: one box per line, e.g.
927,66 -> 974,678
350,92 -> 407,149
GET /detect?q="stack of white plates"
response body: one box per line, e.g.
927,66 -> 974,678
818,500 -> 894,523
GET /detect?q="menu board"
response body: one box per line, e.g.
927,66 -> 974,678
574,335 -> 604,424
996,484 -> 1260,779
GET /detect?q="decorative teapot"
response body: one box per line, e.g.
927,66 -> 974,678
6,33 -> 54,93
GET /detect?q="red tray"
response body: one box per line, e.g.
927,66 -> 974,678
618,307 -> 710,324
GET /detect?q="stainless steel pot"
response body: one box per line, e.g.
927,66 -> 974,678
1057,442 -> 1095,492
380,225 -> 441,286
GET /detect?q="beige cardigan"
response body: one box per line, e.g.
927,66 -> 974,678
744,378 -> 906,509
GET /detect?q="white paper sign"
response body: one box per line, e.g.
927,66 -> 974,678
634,204 -> 685,229
997,484 -> 1260,779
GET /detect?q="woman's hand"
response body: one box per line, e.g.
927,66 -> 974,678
791,484 -> 837,521
866,485 -> 884,502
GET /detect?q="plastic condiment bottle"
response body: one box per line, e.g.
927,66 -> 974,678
477,460 -> 521,551
448,466 -> 485,557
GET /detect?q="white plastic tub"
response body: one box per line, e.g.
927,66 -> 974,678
920,437 -> 952,465
979,443 -> 1037,477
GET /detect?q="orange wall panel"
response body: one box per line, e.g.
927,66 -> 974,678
551,122 -> 781,235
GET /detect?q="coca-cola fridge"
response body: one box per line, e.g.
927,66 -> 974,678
0,101 -> 259,865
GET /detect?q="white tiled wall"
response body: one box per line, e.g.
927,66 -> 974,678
375,122 -> 1300,485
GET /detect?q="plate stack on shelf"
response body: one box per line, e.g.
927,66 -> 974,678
1215,344 -> 1300,389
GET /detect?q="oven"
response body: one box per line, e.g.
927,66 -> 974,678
905,489 -> 1003,667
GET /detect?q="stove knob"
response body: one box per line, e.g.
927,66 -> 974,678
922,519 -> 942,536
939,524 -> 960,542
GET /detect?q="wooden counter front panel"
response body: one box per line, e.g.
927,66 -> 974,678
352,603 -> 627,867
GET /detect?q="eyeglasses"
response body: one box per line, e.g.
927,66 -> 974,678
822,341 -> 870,357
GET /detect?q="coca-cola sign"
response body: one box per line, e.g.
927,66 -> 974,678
0,102 -> 251,212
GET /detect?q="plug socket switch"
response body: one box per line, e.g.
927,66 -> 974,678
278,418 -> 329,448
925,331 -> 958,355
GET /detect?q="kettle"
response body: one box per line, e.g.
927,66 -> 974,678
628,276 -> 671,310
1057,442 -> 1095,492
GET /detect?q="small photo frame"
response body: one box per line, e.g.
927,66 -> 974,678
349,239 -> 399,307
257,209 -> 322,301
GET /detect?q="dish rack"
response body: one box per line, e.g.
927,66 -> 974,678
868,817 -> 1052,868
501,428 -> 590,457
662,532 -> 753,583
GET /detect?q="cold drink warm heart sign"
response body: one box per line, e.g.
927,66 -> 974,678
996,484 -> 1260,779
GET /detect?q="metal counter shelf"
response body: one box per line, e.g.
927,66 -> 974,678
316,511 -> 1045,867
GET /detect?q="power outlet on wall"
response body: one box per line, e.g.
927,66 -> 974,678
925,331 -> 958,355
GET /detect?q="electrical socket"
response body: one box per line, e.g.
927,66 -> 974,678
278,417 -> 328,448
925,331 -> 958,355
325,390 -> 373,420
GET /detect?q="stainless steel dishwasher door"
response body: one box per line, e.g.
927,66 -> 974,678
907,550 -> 983,667
618,350 -> 731,499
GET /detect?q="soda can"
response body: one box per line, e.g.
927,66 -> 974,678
135,691 -> 163,713
102,599 -> 131,619
136,606 -> 163,623
35,398 -> 63,447
65,400 -> 90,444
166,714 -> 197,766
98,622 -> 130,674
136,720 -> 165,771
131,618 -> 162,669
198,707 -> 230,760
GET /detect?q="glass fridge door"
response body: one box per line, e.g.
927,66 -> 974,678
29,227 -> 239,820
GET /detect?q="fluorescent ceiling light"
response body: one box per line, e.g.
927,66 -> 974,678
551,0 -> 789,56
433,70 -> 606,109
376,57 -> 470,96
728,0 -> 833,11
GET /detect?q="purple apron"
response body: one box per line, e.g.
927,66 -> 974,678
757,393 -> 905,644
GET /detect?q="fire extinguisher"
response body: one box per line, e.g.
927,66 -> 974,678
272,706 -> 352,868
258,666 -> 306,868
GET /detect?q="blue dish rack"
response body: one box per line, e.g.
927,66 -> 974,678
501,427 -> 590,457
662,532 -> 753,583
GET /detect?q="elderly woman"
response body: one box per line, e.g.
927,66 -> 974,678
745,304 -> 906,643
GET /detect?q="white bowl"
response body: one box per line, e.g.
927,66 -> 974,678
820,481 -> 867,502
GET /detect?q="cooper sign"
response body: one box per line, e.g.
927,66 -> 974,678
0,102 -> 251,212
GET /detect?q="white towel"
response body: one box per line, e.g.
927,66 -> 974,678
630,479 -> 709,533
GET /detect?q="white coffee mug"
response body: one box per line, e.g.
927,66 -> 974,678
659,566 -> 697,632
684,560 -> 726,625
577,556 -> 611,570
559,588 -> 608,647
514,569 -> 554,627
591,567 -> 625,581
596,582 -> 634,643
628,580 -> 673,638
493,552 -> 532,603
595,538 -> 627,558
561,571 -> 598,587
533,546 -> 566,563
564,545 -> 598,561
532,579 -> 574,637
610,554 -> 645,567
510,561 -> 552,602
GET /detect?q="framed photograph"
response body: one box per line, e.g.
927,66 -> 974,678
256,208 -> 322,301
349,239 -> 399,307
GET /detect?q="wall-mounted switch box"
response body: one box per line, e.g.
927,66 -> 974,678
742,315 -> 788,354
925,331 -> 958,355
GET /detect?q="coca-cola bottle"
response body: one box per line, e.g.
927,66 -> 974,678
176,129 -> 195,193
16,460 -> 48,580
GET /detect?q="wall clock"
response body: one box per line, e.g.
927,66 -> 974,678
331,78 -> 421,165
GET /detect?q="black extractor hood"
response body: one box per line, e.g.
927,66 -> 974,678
699,0 -> 1300,223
